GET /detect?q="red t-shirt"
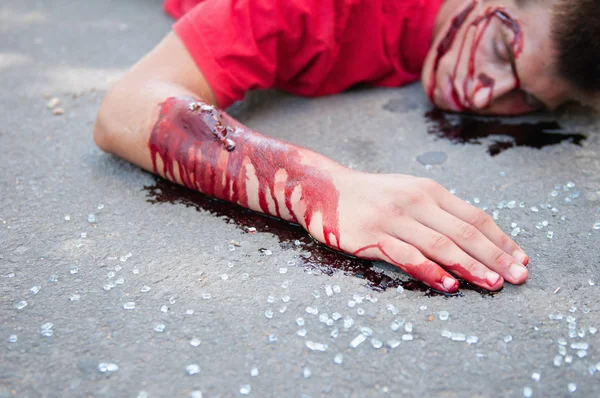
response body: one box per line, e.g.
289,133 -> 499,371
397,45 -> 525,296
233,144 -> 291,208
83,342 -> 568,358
164,0 -> 442,108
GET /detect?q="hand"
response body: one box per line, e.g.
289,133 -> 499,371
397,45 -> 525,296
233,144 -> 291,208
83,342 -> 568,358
306,170 -> 529,293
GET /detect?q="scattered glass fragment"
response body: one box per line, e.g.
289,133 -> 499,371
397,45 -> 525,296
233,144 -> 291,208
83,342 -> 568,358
268,334 -> 277,342
450,333 -> 465,342
190,391 -> 202,398
69,294 -> 80,301
88,214 -> 96,223
154,324 -> 166,333
303,367 -> 312,378
325,285 -> 333,297
511,227 -> 521,237
9,335 -> 17,343
387,304 -> 399,315
98,363 -> 119,373
402,334 -> 414,341
511,222 -> 518,228
281,295 -> 290,303
221,274 -> 229,281
565,355 -> 573,364
279,268 -> 288,274
582,304 -> 590,314
507,200 -> 516,209
80,232 -> 87,239
103,284 -> 112,291
569,306 -> 577,313
64,215 -> 71,221
40,323 -> 53,337
332,285 -> 341,294
265,310 -> 274,319
115,277 -> 124,285
202,293 -> 211,300
388,340 -> 401,348
523,386 -> 533,398
568,383 -> 576,393
48,274 -> 58,282
593,222 -> 600,230
571,342 -> 588,350
306,307 -> 318,315
97,203 -> 105,210
240,384 -> 251,395
504,335 -> 513,343
371,338 -> 383,349
16,300 -> 27,310
391,320 -> 402,332
132,267 -> 139,274
190,338 -> 201,347
349,334 -> 367,348
441,330 -> 452,338
343,317 -> 354,329
70,265 -> 79,274
466,336 -> 479,345
577,350 -> 587,358
405,323 -> 413,333
250,367 -> 259,377
438,311 -> 449,321
420,305 -> 427,311
356,308 -> 365,316
396,285 -> 404,293
547,231 -> 554,239
267,295 -> 275,303
474,197 -> 480,204
492,211 -> 499,220
107,271 -> 115,279
296,317 -> 305,326
140,286 -> 151,293
296,329 -> 307,337
551,191 -> 559,197
330,329 -> 339,339
558,345 -> 567,356
549,314 -> 563,320
319,313 -> 328,323
228,245 -> 235,252
306,341 -> 328,351
532,373 -> 540,382
160,305 -> 168,313
360,327 -> 373,337
185,364 -> 200,375
553,355 -> 563,367
123,302 -> 136,310
334,354 -> 344,364
332,312 -> 342,321
590,327 -> 597,335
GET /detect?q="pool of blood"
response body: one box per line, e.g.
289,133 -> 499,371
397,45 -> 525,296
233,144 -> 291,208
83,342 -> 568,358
144,176 -> 496,297
426,109 -> 586,156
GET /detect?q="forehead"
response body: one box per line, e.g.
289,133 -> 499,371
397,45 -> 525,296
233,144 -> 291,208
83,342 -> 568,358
509,1 -> 573,107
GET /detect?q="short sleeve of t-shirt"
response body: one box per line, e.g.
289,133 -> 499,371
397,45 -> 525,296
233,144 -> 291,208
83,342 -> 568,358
165,0 -> 439,108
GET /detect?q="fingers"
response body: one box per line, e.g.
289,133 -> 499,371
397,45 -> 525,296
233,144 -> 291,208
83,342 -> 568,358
364,236 -> 460,293
417,209 -> 528,286
437,190 -> 529,266
392,219 -> 506,291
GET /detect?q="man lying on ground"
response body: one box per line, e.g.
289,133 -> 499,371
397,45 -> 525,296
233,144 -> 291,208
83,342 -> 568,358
93,0 -> 599,293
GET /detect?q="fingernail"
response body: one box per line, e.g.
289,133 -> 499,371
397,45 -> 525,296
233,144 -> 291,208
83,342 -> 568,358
486,272 -> 501,287
512,250 -> 529,266
442,276 -> 458,292
509,263 -> 527,282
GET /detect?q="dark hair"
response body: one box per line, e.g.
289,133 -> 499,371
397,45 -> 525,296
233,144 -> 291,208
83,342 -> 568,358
551,0 -> 600,97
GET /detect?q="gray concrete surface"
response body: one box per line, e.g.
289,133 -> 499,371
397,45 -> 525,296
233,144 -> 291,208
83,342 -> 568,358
1,1 -> 600,397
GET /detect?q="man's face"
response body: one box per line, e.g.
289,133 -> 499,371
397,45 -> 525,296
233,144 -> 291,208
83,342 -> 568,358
422,0 -> 573,115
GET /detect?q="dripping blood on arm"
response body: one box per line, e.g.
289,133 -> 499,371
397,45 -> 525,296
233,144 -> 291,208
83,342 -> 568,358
148,96 -> 344,249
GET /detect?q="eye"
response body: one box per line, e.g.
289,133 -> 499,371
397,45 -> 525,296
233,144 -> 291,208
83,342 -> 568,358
493,34 -> 510,62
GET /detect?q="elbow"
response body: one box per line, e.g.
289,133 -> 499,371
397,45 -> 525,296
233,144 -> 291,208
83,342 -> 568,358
93,91 -> 115,153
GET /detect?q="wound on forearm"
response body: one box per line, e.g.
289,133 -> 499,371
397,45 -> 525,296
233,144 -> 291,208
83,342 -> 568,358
148,96 -> 341,248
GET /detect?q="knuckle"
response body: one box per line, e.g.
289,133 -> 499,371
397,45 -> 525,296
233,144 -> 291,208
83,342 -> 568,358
458,223 -> 480,242
417,177 -> 440,192
469,210 -> 492,229
491,249 -> 509,268
462,259 -> 478,274
430,234 -> 452,252
405,190 -> 427,206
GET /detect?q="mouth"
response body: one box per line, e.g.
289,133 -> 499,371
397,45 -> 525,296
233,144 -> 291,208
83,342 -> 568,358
440,77 -> 466,112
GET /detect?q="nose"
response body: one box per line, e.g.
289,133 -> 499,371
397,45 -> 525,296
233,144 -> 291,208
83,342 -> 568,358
473,67 -> 520,111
